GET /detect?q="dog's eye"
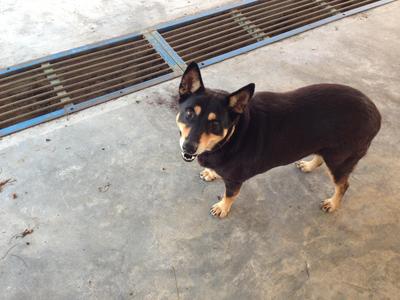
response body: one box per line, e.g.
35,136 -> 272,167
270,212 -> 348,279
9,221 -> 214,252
185,108 -> 195,120
210,121 -> 221,134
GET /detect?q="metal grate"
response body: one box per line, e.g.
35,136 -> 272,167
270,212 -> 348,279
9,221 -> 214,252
160,0 -> 385,64
0,0 -> 393,136
0,35 -> 172,130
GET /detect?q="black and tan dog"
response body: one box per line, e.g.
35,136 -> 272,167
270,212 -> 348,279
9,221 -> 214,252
176,62 -> 381,218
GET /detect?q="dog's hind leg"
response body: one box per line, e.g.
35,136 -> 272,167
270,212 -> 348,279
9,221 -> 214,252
295,155 -> 324,173
200,168 -> 221,182
210,180 -> 242,218
320,153 -> 363,212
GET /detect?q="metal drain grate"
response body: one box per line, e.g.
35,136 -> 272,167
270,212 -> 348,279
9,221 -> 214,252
0,35 -> 173,130
0,0 -> 394,136
160,0 -> 388,64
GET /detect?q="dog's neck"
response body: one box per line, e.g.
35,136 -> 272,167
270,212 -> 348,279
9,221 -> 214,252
206,121 -> 237,154
198,109 -> 250,167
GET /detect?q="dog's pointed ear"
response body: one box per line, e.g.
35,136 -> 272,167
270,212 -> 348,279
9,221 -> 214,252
228,83 -> 255,113
179,62 -> 204,98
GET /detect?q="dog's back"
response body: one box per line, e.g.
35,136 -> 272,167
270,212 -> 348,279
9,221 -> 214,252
247,84 -> 381,169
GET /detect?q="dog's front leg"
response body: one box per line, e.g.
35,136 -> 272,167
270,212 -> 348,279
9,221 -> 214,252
210,179 -> 242,218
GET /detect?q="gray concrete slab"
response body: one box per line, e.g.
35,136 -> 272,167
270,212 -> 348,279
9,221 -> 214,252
1,1 -> 400,299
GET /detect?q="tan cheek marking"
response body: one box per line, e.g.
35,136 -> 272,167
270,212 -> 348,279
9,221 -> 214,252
194,105 -> 202,116
198,129 -> 228,151
208,113 -> 216,121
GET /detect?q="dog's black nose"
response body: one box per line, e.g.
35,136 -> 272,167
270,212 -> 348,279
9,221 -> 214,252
182,142 -> 198,155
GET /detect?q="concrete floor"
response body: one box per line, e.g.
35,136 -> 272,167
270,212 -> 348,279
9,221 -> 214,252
1,1 -> 400,299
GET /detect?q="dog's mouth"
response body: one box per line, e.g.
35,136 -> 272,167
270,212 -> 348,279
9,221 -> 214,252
181,152 -> 197,162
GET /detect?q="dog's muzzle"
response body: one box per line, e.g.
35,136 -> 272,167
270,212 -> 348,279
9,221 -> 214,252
181,152 -> 197,162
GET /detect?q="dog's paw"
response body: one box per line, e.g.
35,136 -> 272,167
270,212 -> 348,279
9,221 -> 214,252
200,168 -> 220,182
295,160 -> 313,173
210,200 -> 230,218
320,198 -> 338,213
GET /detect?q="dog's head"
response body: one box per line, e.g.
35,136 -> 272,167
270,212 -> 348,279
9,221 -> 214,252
176,62 -> 255,162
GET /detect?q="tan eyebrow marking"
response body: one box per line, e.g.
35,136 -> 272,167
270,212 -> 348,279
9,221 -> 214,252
194,105 -> 202,116
208,112 -> 216,121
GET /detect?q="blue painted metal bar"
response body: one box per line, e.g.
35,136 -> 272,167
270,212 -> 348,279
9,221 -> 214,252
155,0 -> 258,32
0,72 -> 176,137
0,31 -> 142,76
198,0 -> 396,68
150,31 -> 187,71
72,72 -> 176,111
143,31 -> 184,74
0,109 -> 65,136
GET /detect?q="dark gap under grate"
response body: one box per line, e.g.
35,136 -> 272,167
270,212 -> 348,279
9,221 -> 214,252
160,0 -> 382,64
0,35 -> 172,129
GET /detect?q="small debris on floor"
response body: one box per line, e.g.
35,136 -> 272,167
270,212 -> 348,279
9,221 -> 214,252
0,178 -> 16,192
12,193 -> 17,199
10,228 -> 35,241
45,138 -> 51,142
135,100 -> 140,104
101,147 -> 105,151
21,228 -> 34,238
162,167 -> 166,171
98,183 -> 111,193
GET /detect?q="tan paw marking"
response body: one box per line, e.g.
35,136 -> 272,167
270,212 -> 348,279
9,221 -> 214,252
320,198 -> 339,213
200,168 -> 220,182
210,200 -> 230,218
295,160 -> 314,173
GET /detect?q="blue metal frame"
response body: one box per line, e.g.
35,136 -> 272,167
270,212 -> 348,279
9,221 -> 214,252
198,0 -> 396,68
0,109 -> 65,136
71,72 -> 175,111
